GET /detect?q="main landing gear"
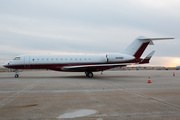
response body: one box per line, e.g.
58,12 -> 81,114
85,72 -> 93,78
14,69 -> 19,78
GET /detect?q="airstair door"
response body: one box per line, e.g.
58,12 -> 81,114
24,56 -> 30,68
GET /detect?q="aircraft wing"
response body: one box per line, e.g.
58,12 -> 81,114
61,63 -> 132,72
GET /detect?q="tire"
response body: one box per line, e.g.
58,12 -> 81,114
15,74 -> 19,78
88,72 -> 93,78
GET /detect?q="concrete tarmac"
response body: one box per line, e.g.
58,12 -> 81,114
0,70 -> 180,120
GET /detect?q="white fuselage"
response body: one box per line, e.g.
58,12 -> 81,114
3,53 -> 135,72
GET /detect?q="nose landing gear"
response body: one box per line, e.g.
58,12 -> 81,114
15,74 -> 19,78
14,69 -> 19,78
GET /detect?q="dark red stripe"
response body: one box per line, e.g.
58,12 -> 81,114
134,42 -> 149,58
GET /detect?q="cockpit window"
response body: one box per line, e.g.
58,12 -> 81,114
13,57 -> 20,60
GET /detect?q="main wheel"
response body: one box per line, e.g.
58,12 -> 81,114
15,74 -> 19,78
88,72 -> 93,78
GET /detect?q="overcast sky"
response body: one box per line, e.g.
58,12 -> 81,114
0,0 -> 180,67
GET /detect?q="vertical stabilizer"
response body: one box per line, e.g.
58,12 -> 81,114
120,36 -> 174,58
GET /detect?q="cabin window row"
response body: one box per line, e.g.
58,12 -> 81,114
32,58 -> 91,61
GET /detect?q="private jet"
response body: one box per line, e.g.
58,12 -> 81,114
3,36 -> 174,78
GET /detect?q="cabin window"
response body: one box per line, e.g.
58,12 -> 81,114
37,58 -> 39,60
70,58 -> 72,60
65,58 -> 67,60
32,59 -> 35,61
56,58 -> 58,60
47,58 -> 48,60
13,57 -> 20,60
75,58 -> 77,60
61,58 -> 63,60
80,58 -> 81,60
84,58 -> 86,60
51,58 -> 53,60
42,58 -> 44,60
89,58 -> 91,60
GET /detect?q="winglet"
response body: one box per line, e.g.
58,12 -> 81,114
139,51 -> 155,64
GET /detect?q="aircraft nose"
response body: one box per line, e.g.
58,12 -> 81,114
2,62 -> 9,68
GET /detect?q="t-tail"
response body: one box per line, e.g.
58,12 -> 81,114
120,36 -> 174,59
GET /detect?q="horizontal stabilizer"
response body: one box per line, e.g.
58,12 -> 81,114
138,37 -> 174,40
139,51 -> 155,64
138,36 -> 174,45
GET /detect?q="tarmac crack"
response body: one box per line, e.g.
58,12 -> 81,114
0,79 -> 45,108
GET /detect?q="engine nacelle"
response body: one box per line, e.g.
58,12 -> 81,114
106,53 -> 135,62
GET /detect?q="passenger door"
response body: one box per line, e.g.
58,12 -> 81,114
24,56 -> 30,68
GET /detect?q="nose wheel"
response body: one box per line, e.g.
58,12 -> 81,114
15,74 -> 19,78
14,69 -> 19,78
85,72 -> 93,78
